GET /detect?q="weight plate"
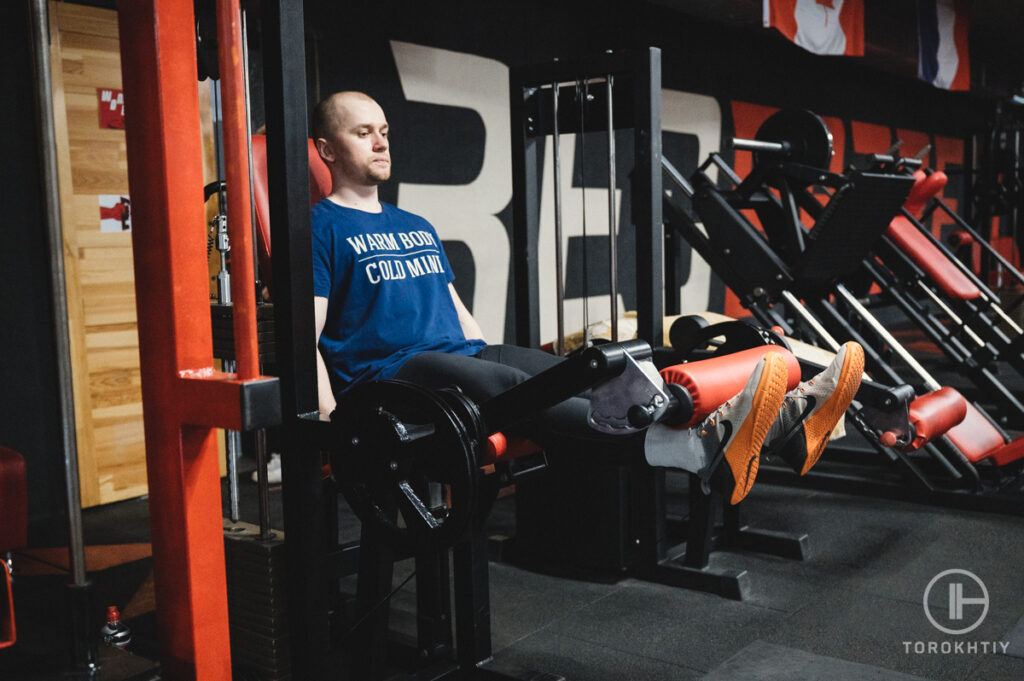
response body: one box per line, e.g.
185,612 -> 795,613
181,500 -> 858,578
330,380 -> 480,551
754,109 -> 834,171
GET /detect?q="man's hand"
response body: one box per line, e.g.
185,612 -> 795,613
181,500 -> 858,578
314,296 -> 337,416
449,284 -> 485,342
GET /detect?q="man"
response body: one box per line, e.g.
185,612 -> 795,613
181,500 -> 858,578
311,91 -> 864,504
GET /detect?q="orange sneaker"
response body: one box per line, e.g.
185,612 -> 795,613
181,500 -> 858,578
693,352 -> 790,504
767,341 -> 865,475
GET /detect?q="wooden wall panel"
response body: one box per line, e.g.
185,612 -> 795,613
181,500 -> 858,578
49,2 -> 224,506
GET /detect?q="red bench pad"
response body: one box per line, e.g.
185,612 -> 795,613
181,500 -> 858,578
0,447 -> 26,552
945,401 -> 1012,463
251,135 -> 332,293
660,346 -> 800,429
0,561 -> 12,649
886,216 -> 981,301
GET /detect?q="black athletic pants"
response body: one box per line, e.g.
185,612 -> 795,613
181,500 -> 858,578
392,344 -> 644,453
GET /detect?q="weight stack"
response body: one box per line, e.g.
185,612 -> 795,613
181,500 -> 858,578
212,302 -> 276,364
224,521 -> 290,681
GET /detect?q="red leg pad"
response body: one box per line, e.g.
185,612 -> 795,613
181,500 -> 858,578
945,400 -> 1009,463
900,387 -> 967,451
0,447 -> 27,552
483,432 -> 540,465
660,346 -> 800,428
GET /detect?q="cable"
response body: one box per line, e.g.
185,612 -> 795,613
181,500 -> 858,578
577,79 -> 590,345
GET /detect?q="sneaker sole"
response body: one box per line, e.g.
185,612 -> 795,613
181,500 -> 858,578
800,342 -> 865,474
725,352 -> 789,505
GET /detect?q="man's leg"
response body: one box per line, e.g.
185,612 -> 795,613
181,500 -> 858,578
393,348 -> 627,447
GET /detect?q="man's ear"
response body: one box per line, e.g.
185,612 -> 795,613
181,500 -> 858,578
315,137 -> 335,163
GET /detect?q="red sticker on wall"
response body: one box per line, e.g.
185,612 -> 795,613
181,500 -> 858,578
97,88 -> 125,129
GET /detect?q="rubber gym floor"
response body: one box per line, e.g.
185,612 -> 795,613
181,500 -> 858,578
4,310 -> 1024,681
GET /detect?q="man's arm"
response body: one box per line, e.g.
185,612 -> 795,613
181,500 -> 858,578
449,283 -> 485,342
314,296 -> 337,416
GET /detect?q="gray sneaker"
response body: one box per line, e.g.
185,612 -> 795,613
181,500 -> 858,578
647,351 -> 789,504
766,341 -> 865,475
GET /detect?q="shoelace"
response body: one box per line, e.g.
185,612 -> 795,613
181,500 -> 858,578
699,399 -> 733,437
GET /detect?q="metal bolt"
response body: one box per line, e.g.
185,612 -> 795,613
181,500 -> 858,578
389,461 -> 398,471
653,395 -> 665,407
776,273 -> 784,280
723,248 -> 731,256
589,359 -> 599,369
753,286 -> 766,297
350,436 -> 360,446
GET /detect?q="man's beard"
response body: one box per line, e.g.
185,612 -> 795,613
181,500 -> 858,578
365,163 -> 391,184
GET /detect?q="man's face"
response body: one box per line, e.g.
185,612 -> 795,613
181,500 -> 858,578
321,97 -> 391,187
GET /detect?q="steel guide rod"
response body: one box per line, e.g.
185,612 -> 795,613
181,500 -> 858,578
552,78 -> 565,355
834,283 -> 941,391
29,0 -> 97,673
607,74 -> 618,344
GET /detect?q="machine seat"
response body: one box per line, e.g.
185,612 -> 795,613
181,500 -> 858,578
945,401 -> 1024,466
250,135 -> 332,294
885,216 -> 981,301
0,446 -> 27,650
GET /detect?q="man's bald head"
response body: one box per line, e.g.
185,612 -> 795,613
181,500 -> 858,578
311,91 -> 380,142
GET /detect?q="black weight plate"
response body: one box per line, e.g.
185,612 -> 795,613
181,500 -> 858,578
754,109 -> 834,170
330,380 -> 479,551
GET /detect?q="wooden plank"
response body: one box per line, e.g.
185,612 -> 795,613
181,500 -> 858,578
51,2 -> 224,506
50,1 -> 101,508
55,3 -> 120,39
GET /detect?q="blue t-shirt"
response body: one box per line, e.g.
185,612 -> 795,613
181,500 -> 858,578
312,199 -> 486,392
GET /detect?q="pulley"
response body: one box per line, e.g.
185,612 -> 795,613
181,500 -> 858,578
330,380 -> 483,551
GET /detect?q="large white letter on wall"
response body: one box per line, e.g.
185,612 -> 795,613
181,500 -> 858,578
391,41 -> 511,342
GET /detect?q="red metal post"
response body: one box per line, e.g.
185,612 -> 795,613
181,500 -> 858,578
216,0 -> 260,380
117,0 -> 276,678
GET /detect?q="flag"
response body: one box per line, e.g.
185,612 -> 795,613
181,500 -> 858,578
918,0 -> 970,91
763,0 -> 865,56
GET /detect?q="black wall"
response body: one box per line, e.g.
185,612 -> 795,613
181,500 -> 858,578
1,3 -> 72,538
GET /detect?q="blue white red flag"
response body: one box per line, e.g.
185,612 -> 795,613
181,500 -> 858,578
763,0 -> 865,56
918,0 -> 970,90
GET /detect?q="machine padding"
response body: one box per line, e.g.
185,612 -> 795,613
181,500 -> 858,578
660,346 -> 800,428
946,401 -> 1009,463
1,559 -> 12,649
988,436 -> 1024,467
251,135 -> 332,293
903,387 -> 967,451
886,216 -> 981,300
903,169 -> 947,217
0,447 -> 26,553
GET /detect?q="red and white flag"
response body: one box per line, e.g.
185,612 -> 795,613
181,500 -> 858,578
763,0 -> 865,56
918,0 -> 969,91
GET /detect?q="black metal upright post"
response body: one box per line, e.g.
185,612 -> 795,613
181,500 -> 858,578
260,2 -> 331,678
632,48 -> 663,347
509,79 -> 544,348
